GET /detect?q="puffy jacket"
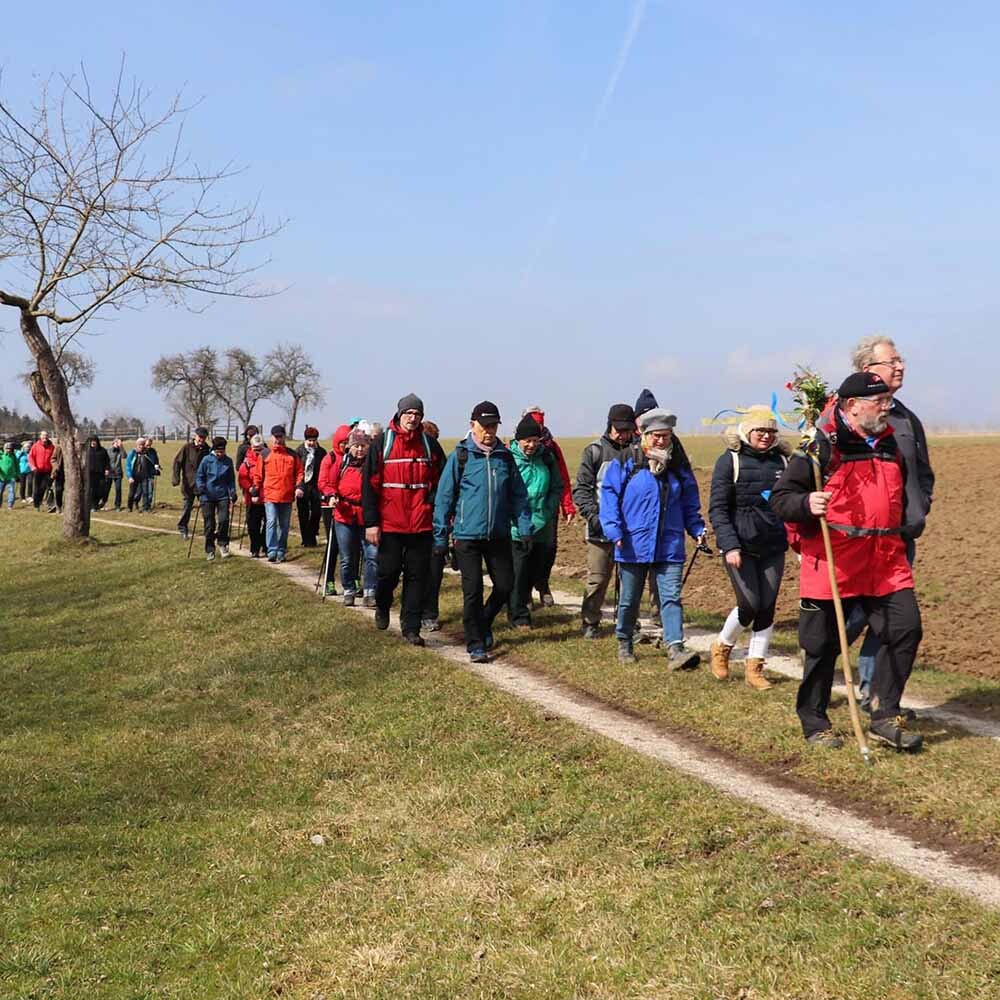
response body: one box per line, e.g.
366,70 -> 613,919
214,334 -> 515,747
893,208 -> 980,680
0,452 -> 17,482
509,441 -> 563,540
172,441 -> 209,493
252,444 -> 302,504
17,449 -> 31,475
770,407 -> 912,599
573,433 -> 642,542
196,453 -> 236,502
318,451 -> 370,526
237,448 -> 268,504
28,439 -> 54,474
296,442 -> 327,493
599,450 -> 705,564
709,429 -> 790,557
433,435 -> 533,547
362,419 -> 446,534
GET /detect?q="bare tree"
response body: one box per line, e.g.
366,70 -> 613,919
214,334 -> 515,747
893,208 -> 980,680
151,347 -> 219,428
22,346 -> 95,411
211,347 -> 275,430
266,342 -> 325,438
0,63 -> 281,539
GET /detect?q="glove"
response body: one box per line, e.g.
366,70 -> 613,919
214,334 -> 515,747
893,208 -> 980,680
588,514 -> 603,538
250,487 -> 259,499
230,494 -> 237,504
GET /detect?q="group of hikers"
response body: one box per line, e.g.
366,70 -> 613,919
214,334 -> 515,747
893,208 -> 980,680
4,335 -> 933,753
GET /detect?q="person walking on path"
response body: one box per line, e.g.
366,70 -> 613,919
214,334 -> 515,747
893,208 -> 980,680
28,430 -> 54,511
847,335 -> 935,710
419,419 -> 446,630
708,406 -> 791,690
433,400 -> 533,663
770,371 -> 924,752
17,441 -> 32,504
126,438 -> 158,513
362,394 -> 445,645
82,436 -> 112,511
48,438 -> 65,513
319,427 -> 378,606
237,434 -> 269,557
520,405 -> 576,606
600,407 -> 707,667
0,441 -> 18,509
235,425 -> 259,470
508,414 -> 563,628
173,428 -> 210,540
252,425 -> 303,563
104,438 -> 127,510
295,426 -> 326,548
196,437 -> 237,561
572,404 -> 639,638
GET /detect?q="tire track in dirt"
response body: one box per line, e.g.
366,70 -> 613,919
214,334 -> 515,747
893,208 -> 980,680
91,516 -> 1000,912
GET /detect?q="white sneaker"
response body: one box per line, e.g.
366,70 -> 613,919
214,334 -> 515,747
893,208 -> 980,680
206,551 -> 216,562
220,545 -> 230,559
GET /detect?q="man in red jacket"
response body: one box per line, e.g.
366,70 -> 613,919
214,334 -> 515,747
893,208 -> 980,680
362,393 -> 445,645
770,372 -> 923,752
251,425 -> 303,563
27,430 -> 55,510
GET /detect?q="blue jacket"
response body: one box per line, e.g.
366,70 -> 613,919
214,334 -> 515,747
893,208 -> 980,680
17,450 -> 30,475
599,455 -> 705,564
195,453 -> 236,502
433,435 -> 533,547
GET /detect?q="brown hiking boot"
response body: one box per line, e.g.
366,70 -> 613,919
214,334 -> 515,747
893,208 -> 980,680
744,657 -> 773,691
709,641 -> 733,681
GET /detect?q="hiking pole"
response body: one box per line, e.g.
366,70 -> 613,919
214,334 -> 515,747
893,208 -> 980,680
806,439 -> 872,767
682,536 -> 714,588
316,515 -> 336,600
237,501 -> 247,551
186,500 -> 201,559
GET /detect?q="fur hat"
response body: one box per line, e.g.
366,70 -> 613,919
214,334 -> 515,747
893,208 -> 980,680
607,404 -> 636,431
303,425 -> 319,440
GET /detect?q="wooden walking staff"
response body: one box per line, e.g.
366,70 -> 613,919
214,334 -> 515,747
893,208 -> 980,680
792,368 -> 872,765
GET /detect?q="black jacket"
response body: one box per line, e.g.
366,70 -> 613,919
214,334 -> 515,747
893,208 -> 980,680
83,445 -> 111,485
888,397 -> 934,540
107,445 -> 125,478
296,443 -> 327,493
709,437 -> 789,557
173,441 -> 209,493
573,433 -> 641,542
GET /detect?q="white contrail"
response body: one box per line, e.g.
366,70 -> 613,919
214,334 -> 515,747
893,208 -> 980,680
521,0 -> 648,284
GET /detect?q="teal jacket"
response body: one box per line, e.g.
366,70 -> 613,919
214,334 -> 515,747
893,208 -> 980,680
509,441 -> 562,540
433,435 -> 533,546
0,452 -> 17,482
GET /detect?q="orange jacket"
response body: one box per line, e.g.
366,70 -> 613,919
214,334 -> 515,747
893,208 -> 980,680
252,444 -> 302,503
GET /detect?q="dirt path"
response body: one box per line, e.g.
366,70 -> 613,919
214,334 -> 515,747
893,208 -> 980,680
92,516 -> 1000,912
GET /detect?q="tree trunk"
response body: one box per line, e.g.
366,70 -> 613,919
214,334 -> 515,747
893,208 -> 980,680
288,399 -> 299,439
18,309 -> 89,539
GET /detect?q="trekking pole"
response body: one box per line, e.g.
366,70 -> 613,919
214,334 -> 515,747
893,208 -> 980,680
682,536 -> 714,588
186,500 -> 201,559
237,501 -> 247,551
805,439 -> 872,767
316,515 -> 335,600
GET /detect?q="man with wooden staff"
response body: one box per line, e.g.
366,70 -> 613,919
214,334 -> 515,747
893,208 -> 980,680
770,371 -> 923,752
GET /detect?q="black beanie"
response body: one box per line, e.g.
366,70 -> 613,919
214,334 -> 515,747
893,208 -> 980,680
211,436 -> 227,450
634,388 -> 658,419
514,415 -> 542,441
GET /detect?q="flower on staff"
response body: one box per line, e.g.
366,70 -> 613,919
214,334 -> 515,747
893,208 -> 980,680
786,366 -> 832,427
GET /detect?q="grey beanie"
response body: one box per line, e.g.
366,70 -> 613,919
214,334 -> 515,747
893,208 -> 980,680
637,407 -> 677,434
396,393 -> 424,417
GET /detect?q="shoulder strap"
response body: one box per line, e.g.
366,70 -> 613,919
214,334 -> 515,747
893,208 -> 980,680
731,451 -> 739,482
382,428 -> 395,460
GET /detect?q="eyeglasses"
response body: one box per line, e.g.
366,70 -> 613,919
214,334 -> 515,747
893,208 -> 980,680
859,395 -> 893,408
750,428 -> 777,436
869,357 -> 905,370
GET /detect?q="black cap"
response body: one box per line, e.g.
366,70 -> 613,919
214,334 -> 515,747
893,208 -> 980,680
270,424 -> 286,437
211,436 -> 227,451
194,426 -> 209,438
471,400 -> 501,424
837,372 -> 890,399
607,403 -> 636,430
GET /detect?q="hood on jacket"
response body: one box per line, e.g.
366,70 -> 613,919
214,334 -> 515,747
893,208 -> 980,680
723,425 -> 793,457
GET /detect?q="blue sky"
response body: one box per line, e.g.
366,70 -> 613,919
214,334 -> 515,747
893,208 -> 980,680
0,1 -> 995,436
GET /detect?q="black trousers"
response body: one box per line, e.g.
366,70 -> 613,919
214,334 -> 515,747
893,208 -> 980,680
102,476 -> 123,508
178,490 -> 196,530
376,531 -> 432,636
297,487 -> 322,546
202,498 -> 231,553
454,537 -> 515,652
32,471 -> 52,509
509,522 -> 555,624
422,545 -> 448,620
534,517 -> 558,596
19,471 -> 32,500
797,588 -> 922,737
246,502 -> 266,555
725,551 -> 786,631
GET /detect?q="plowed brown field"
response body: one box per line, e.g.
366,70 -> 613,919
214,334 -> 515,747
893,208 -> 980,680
553,436 -> 998,678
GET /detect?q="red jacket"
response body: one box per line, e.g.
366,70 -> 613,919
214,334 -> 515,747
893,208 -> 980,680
28,439 -> 54,474
361,419 -> 445,534
252,444 -> 302,504
318,451 -> 371,526
771,409 -> 913,600
238,449 -> 267,504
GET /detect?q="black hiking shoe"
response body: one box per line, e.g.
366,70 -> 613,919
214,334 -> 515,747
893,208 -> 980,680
374,610 -> 390,630
869,715 -> 923,752
540,592 -> 555,608
402,633 -> 425,647
469,648 -> 489,664
859,694 -> 916,722
806,729 -> 843,749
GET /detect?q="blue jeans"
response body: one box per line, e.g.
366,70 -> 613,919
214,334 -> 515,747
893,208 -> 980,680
129,478 -> 154,511
2,479 -> 14,508
334,520 -> 378,594
616,561 -> 684,646
264,502 -> 292,558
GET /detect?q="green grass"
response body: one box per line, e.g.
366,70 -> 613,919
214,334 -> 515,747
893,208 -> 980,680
5,514 -> 1000,998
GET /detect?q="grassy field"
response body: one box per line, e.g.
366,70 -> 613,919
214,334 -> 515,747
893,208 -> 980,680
6,512 -> 1000,998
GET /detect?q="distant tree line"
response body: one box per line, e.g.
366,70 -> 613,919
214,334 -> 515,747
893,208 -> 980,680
1,404 -> 146,439
151,342 -> 324,437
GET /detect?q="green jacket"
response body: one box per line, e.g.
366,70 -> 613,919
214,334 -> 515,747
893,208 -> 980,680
0,452 -> 18,482
509,441 -> 563,540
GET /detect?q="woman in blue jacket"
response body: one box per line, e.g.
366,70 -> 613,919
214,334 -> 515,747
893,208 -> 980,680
600,408 -> 706,666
